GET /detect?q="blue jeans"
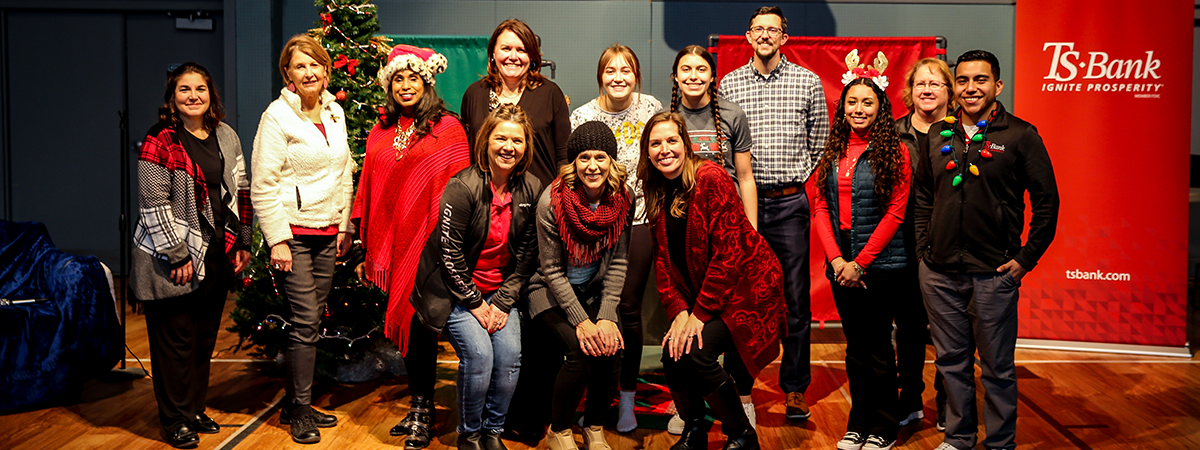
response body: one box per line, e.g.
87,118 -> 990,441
444,296 -> 522,434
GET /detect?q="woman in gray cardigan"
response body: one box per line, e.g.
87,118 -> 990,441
526,121 -> 632,450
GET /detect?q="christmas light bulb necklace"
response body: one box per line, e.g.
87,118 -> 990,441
938,106 -> 999,187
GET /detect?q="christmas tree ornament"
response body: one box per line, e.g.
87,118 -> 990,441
952,174 -> 963,186
335,90 -> 347,102
945,160 -> 957,170
969,164 -> 980,176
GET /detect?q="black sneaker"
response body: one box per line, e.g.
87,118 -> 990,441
837,431 -> 867,450
289,413 -> 320,444
863,435 -> 896,450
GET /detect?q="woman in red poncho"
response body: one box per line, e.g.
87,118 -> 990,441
351,44 -> 469,450
638,111 -> 785,450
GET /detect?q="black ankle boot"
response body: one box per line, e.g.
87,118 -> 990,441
704,380 -> 758,450
392,396 -> 434,449
669,420 -> 709,450
457,430 -> 484,450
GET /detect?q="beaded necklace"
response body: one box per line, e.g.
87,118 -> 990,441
937,107 -> 999,187
393,118 -> 417,160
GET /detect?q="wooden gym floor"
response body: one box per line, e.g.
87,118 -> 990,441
2,298 -> 1198,450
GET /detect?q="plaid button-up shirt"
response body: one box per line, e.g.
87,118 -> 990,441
719,55 -> 829,188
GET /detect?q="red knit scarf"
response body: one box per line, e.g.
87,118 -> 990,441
550,178 -> 630,266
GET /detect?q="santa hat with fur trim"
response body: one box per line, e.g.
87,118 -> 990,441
378,44 -> 448,88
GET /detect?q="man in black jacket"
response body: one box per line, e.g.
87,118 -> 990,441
913,50 -> 1059,450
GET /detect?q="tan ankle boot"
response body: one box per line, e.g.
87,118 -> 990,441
547,427 -> 578,450
581,425 -> 612,450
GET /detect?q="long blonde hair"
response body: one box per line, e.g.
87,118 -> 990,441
558,156 -> 628,198
639,111 -> 706,222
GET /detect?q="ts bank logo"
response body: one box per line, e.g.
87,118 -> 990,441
1040,42 -> 1164,97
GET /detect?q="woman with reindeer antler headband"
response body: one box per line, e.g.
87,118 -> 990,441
815,53 -> 911,450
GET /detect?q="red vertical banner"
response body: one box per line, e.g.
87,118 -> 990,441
1014,0 -> 1192,346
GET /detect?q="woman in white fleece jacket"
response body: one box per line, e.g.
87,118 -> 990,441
250,34 -> 354,445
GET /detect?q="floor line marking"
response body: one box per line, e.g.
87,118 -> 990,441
215,395 -> 283,450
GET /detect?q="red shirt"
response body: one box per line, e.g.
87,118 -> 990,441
812,132 -> 911,268
471,182 -> 512,293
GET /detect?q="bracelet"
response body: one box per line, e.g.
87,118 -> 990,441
849,261 -> 865,276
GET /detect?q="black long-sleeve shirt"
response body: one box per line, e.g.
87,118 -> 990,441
913,102 -> 1059,274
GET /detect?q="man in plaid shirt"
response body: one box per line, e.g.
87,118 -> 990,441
720,5 -> 829,422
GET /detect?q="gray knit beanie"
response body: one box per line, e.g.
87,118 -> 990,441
567,121 -> 618,162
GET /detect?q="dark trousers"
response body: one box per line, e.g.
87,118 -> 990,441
893,266 -> 945,413
404,313 -> 439,399
540,298 -> 619,431
919,261 -> 1020,450
281,235 -> 337,407
506,311 -> 563,432
144,246 -> 229,430
831,268 -> 904,440
758,190 -> 811,394
618,224 -> 653,391
662,318 -> 736,420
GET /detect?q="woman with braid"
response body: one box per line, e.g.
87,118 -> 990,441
668,45 -> 757,229
812,77 -> 911,450
665,44 -> 761,434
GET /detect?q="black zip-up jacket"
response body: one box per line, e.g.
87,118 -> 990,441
409,165 -> 543,333
913,102 -> 1059,274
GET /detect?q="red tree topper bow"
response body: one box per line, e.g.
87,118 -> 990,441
334,54 -> 359,76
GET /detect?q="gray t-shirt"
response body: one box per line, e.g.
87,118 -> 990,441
678,96 -> 753,180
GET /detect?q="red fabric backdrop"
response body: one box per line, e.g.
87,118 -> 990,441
712,36 -> 940,324
1013,0 -> 1191,347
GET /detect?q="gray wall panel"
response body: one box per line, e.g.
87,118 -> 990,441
8,11 -> 125,266
236,0 -> 275,158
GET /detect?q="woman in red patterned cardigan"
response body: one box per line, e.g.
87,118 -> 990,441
638,111 -> 785,450
351,45 -> 469,450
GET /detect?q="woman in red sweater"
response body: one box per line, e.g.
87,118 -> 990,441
811,78 -> 911,450
351,45 -> 469,450
638,111 -> 785,450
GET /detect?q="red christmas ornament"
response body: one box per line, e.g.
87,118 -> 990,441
320,13 -> 332,26
377,106 -> 387,115
335,90 -> 347,102
242,277 -> 252,288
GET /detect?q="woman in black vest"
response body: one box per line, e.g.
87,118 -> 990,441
811,77 -> 911,450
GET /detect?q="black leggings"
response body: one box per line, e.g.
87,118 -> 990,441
539,301 -> 619,431
403,314 -> 439,399
618,224 -> 653,391
662,319 -> 737,420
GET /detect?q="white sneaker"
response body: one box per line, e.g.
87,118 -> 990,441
863,435 -> 896,450
898,409 -> 924,427
933,443 -> 959,450
837,431 -> 867,450
666,413 -> 685,435
616,390 -> 637,433
741,401 -> 756,429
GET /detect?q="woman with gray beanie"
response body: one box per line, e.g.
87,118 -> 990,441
525,121 -> 632,450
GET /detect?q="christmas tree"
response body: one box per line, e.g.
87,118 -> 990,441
227,0 -> 398,381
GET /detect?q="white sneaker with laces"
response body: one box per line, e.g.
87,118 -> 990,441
837,431 -> 868,450
898,409 -> 924,427
933,443 -> 959,450
862,435 -> 896,450
616,390 -> 637,433
741,401 -> 756,430
667,413 -> 685,435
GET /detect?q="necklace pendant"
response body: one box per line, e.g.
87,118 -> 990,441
952,174 -> 963,187
972,133 -> 984,142
945,160 -> 957,171
940,144 -> 952,154
969,164 -> 980,176
981,149 -> 993,159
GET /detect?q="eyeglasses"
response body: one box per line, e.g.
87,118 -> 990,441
749,26 -> 783,37
913,81 -> 947,91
